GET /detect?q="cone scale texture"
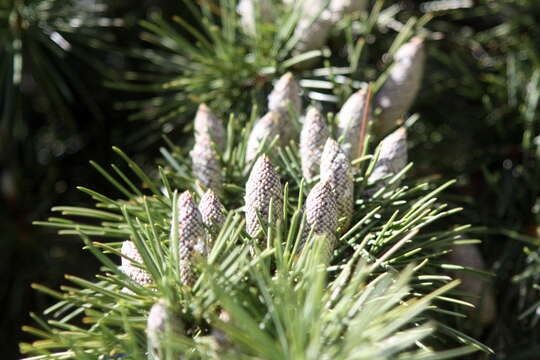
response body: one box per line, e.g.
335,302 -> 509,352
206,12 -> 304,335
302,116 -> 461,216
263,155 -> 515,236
199,189 -> 226,243
245,155 -> 283,239
190,136 -> 223,194
337,89 -> 371,160
194,103 -> 226,152
368,127 -> 408,193
300,106 -> 330,181
304,179 -> 338,260
246,111 -> 281,163
267,72 -> 302,146
320,138 -> 354,231
374,37 -> 425,136
176,191 -> 206,287
120,240 -> 152,287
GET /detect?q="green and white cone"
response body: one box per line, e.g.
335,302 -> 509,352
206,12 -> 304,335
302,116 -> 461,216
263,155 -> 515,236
304,178 -> 338,260
267,72 -> 302,146
300,106 -> 330,181
194,103 -> 226,152
374,37 -> 425,136
367,127 -> 408,194
147,299 -> 184,360
120,240 -> 152,287
199,189 -> 226,244
291,0 -> 367,54
337,89 -> 371,160
246,111 -> 282,163
190,135 -> 223,194
320,138 -> 354,231
176,191 -> 206,287
245,154 -> 283,239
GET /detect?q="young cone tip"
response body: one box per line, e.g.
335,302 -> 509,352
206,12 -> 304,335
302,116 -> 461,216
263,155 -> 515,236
395,37 -> 425,61
246,111 -> 281,163
305,179 -> 338,233
320,138 -> 354,230
199,189 -> 226,237
194,103 -> 225,150
337,89 -> 371,159
300,106 -> 329,180
190,136 -> 223,193
378,127 -> 408,171
268,72 -> 302,115
245,154 -> 283,237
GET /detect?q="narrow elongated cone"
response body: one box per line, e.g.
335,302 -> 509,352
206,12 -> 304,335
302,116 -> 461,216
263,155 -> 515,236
199,189 -> 226,243
304,179 -> 338,259
147,299 -> 184,360
268,72 -> 302,146
177,191 -> 206,287
194,103 -> 226,152
245,155 -> 283,239
367,127 -> 407,193
293,3 -> 333,54
246,111 -> 281,163
320,138 -> 354,231
236,0 -> 274,35
300,106 -> 329,181
447,244 -> 496,327
268,72 -> 302,117
337,89 -> 372,160
120,240 -> 152,287
374,37 -> 425,136
292,0 -> 366,54
190,136 -> 223,194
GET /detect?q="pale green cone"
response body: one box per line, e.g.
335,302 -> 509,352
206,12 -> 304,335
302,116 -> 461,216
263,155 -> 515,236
268,72 -> 302,146
245,154 -> 283,239
199,189 -> 226,244
120,240 -> 152,287
291,0 -> 367,54
176,191 -> 206,287
337,88 -> 372,160
320,138 -> 354,231
194,103 -> 226,152
300,106 -> 330,181
374,37 -> 425,137
246,111 -> 282,163
304,179 -> 338,260
190,135 -> 223,194
367,127 -> 407,194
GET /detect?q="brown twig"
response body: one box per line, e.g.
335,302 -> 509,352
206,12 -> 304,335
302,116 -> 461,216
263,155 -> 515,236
357,83 -> 373,159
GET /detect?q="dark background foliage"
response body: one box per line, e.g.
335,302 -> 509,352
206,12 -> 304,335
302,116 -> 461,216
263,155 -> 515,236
2,0 -> 540,358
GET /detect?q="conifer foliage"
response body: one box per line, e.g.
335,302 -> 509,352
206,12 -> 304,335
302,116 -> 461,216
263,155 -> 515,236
19,1 -> 496,359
